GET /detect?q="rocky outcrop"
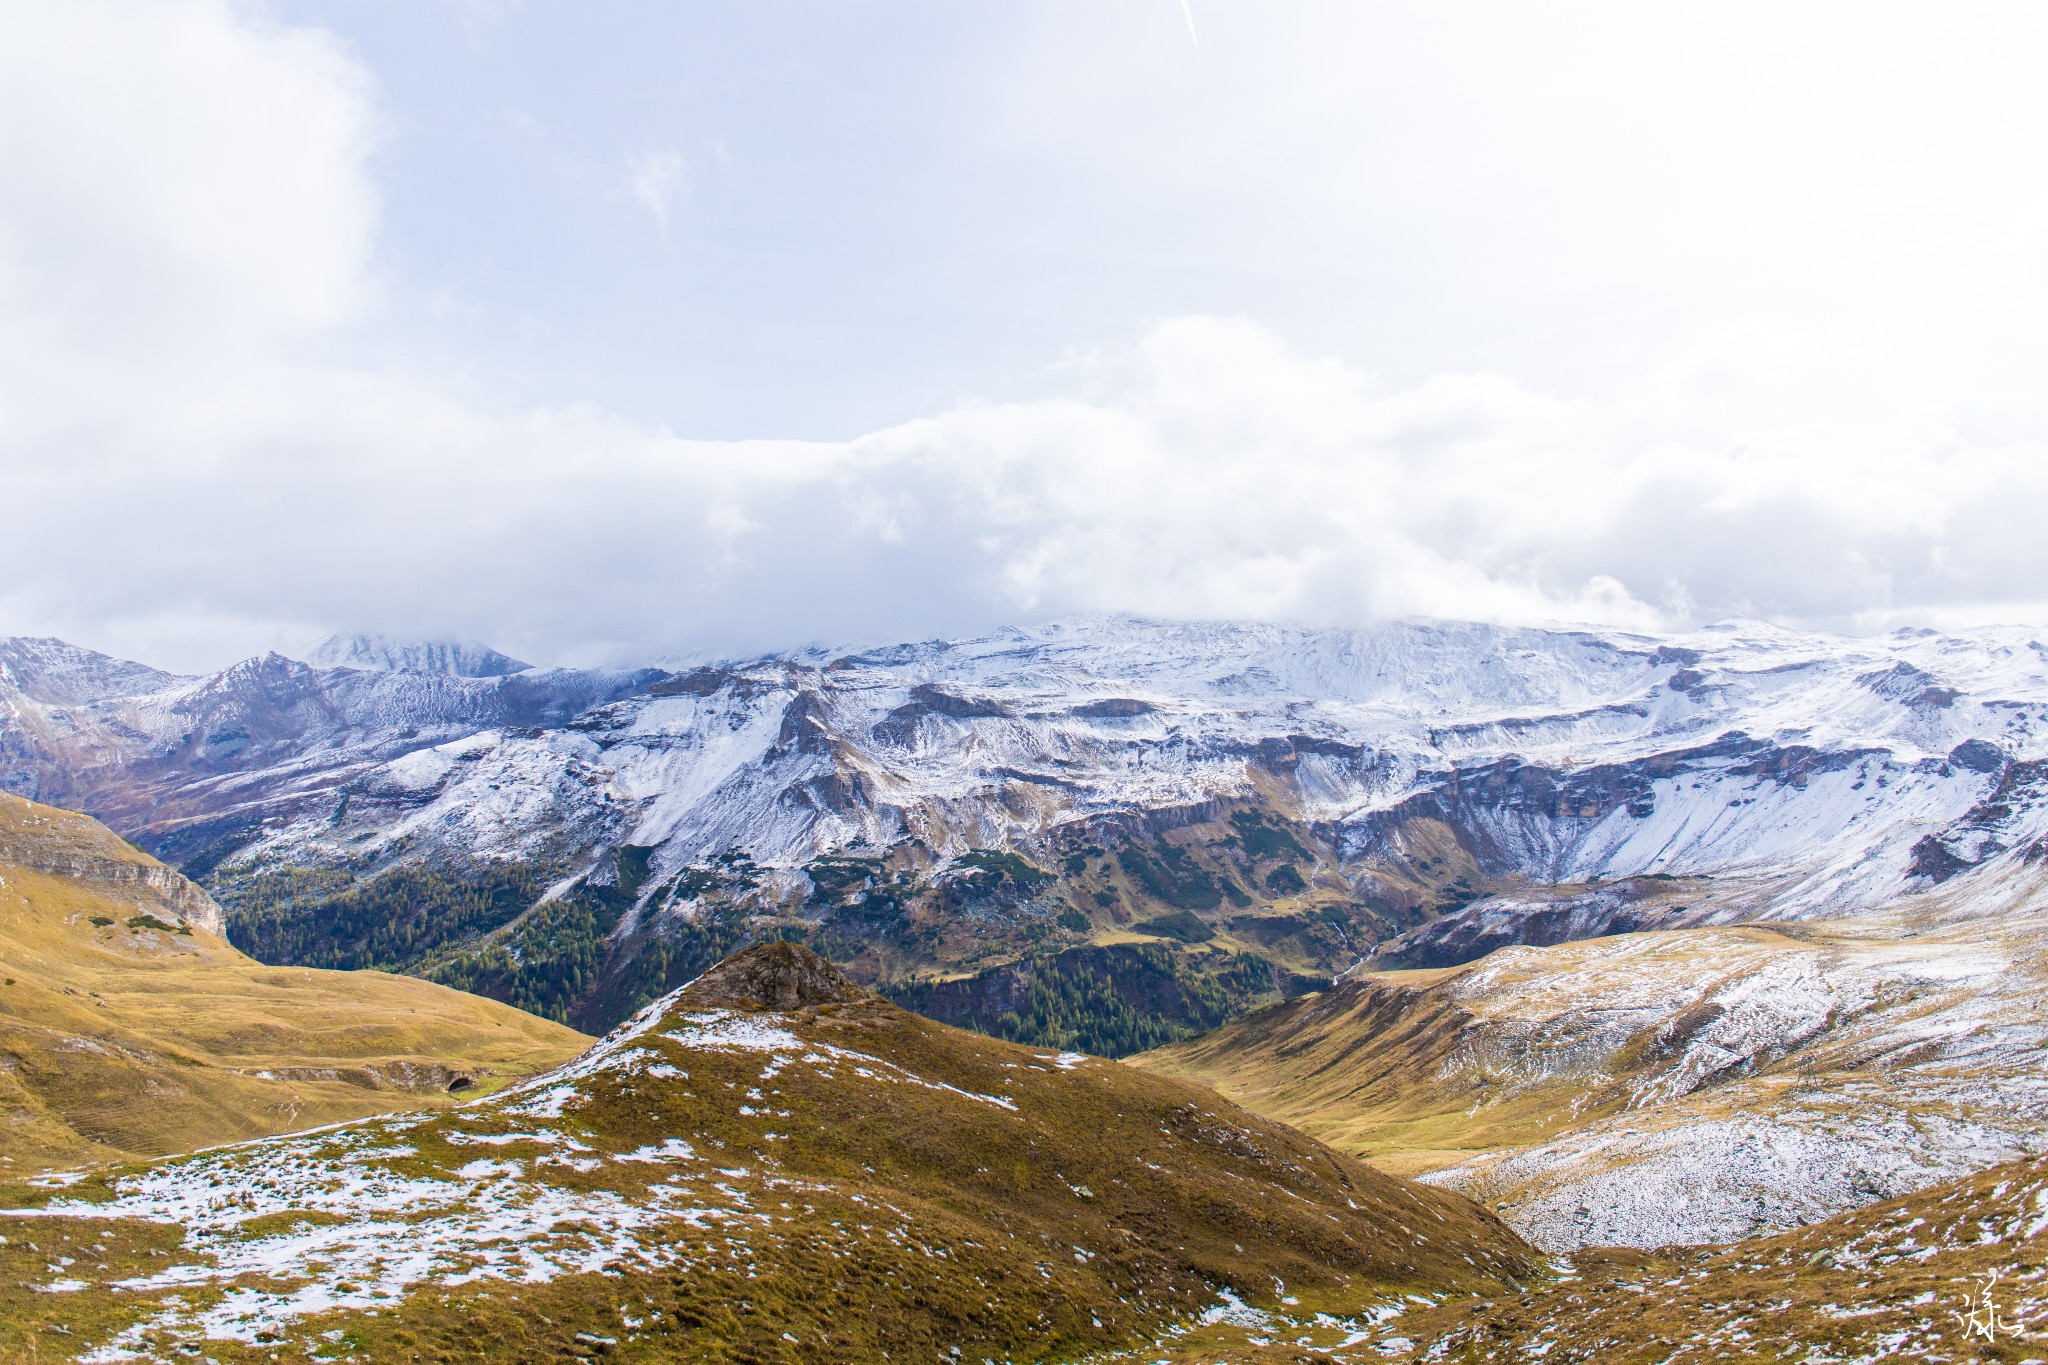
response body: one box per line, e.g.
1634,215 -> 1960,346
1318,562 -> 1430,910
12,853 -> 226,935
677,941 -> 870,1011
0,794 -> 226,934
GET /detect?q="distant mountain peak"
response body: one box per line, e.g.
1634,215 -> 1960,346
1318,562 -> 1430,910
303,633 -> 530,678
0,635 -> 181,705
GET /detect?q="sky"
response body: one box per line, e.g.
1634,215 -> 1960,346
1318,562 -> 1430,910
5,1 -> 2048,672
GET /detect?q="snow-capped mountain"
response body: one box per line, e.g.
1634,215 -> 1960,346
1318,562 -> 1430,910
303,632 -> 532,678
0,642 -> 659,871
6,615 -> 2048,1029
0,635 -> 180,706
296,616 -> 2048,916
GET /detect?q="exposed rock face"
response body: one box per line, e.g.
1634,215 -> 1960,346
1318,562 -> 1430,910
0,792 -> 225,934
32,857 -> 225,935
676,940 -> 869,1011
1368,875 -> 1708,970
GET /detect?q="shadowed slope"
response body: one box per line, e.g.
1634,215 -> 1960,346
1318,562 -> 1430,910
0,794 -> 588,1171
1132,962 -> 1496,1176
0,942 -> 1535,1364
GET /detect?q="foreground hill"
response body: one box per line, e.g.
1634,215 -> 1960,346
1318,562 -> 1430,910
10,616 -> 2048,1041
0,793 -> 587,1171
0,943 -> 1534,1364
1123,1153 -> 2048,1362
1137,893 -> 2048,1250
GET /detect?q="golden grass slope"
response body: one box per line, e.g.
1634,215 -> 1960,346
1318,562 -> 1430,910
1136,900 -> 2048,1250
0,792 -> 588,1172
0,943 -> 1535,1364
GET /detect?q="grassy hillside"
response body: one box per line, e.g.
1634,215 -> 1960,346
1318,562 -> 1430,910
0,793 -> 588,1172
1130,957 -> 1576,1177
1107,1153 -> 2048,1361
0,942 -> 1535,1364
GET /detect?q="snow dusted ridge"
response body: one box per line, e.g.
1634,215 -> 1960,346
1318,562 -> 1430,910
4,992 -> 1032,1355
6,614 -> 2048,939
0,636 -> 180,707
1387,892 -> 2048,1251
303,632 -> 532,678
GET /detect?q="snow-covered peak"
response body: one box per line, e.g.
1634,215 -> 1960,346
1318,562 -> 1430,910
303,633 -> 531,678
0,636 -> 183,706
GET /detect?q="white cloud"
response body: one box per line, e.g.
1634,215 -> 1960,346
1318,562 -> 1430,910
10,300 -> 2048,671
626,148 -> 687,238
0,0 -> 378,353
5,1 -> 2048,673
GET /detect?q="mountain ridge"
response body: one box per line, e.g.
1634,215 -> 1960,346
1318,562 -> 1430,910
303,631 -> 533,678
1133,865 -> 2048,1252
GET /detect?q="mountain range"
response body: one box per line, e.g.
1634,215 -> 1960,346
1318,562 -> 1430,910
9,614 -> 2048,1359
6,616 -> 2046,1041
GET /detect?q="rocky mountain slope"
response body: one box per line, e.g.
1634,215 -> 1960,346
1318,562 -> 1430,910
0,942 -> 1533,1365
0,792 -> 587,1171
7,616 -> 2048,1040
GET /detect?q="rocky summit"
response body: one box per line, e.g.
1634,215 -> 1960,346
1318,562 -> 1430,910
674,939 -> 873,1011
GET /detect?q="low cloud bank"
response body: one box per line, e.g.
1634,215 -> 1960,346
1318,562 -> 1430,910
4,2 -> 2046,670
